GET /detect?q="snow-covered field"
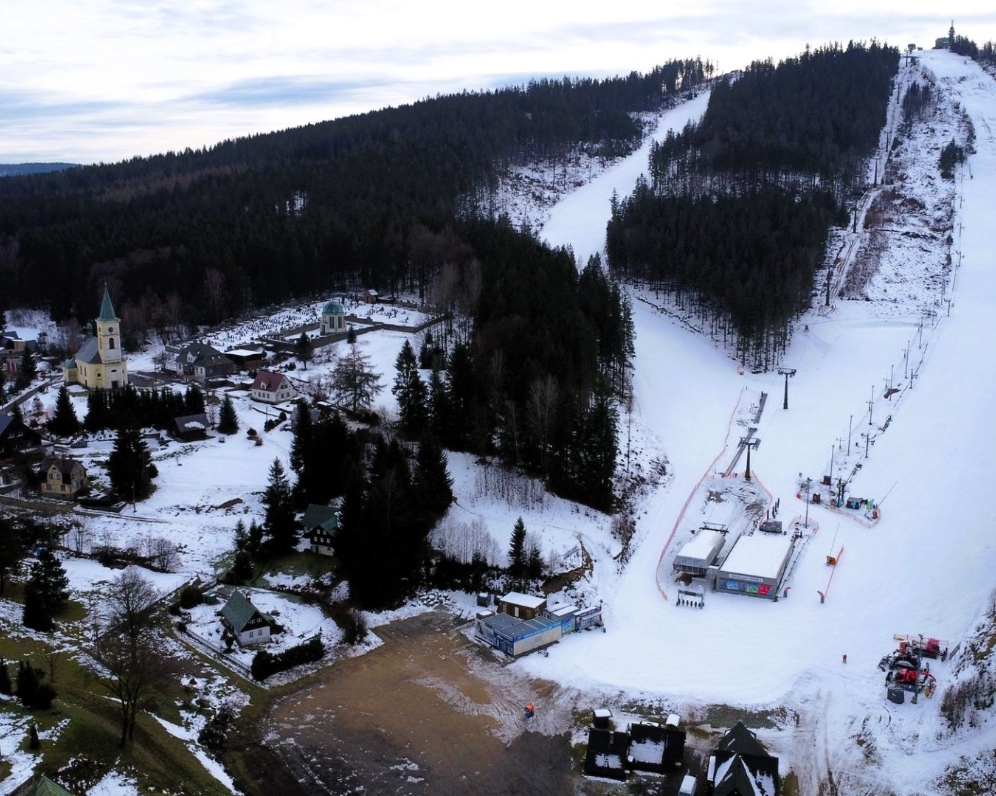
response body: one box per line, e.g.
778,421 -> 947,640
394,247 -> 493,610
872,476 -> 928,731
3,48 -> 996,796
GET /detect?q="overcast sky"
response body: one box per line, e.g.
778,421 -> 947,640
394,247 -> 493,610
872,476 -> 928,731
3,2 -> 995,165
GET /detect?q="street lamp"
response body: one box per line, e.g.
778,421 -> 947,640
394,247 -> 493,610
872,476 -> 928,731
777,367 -> 797,410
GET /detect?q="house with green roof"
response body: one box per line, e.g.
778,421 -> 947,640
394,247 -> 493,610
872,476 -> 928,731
302,503 -> 339,557
220,590 -> 274,646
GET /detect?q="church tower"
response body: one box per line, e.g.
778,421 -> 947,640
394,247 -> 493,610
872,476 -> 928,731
96,286 -> 123,367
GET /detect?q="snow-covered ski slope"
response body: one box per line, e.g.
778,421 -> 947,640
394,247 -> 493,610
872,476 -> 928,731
530,50 -> 996,793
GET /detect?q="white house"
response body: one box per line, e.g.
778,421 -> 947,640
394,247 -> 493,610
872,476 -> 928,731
220,590 -> 273,646
250,370 -> 298,404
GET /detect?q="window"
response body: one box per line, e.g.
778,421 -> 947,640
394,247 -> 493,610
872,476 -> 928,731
109,338 -> 115,349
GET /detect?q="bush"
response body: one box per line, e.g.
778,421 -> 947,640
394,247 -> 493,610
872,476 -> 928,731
251,636 -> 325,681
247,428 -> 257,438
179,585 -> 204,609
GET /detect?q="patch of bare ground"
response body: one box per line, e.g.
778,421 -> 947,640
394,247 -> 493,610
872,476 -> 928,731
263,609 -> 576,795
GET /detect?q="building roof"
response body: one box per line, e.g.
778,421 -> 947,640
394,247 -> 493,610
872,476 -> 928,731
584,728 -> 631,778
26,775 -> 76,796
98,286 -> 118,322
220,590 -> 270,635
718,721 -> 768,757
302,503 -> 339,531
719,534 -> 794,580
0,413 -> 42,443
322,300 -> 345,315
675,530 -> 726,567
40,456 -> 85,476
480,611 -> 559,641
499,591 -> 546,610
224,348 -> 266,358
74,336 -> 101,365
171,413 -> 210,435
252,370 -> 291,392
713,752 -> 779,796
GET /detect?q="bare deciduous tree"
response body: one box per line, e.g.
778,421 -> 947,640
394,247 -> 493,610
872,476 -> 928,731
95,568 -> 170,746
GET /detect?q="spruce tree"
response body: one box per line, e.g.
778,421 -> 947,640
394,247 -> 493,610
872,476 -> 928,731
392,340 -> 427,439
332,343 -> 383,414
261,459 -> 298,555
217,394 -> 239,434
0,658 -> 11,695
23,584 -> 54,632
16,661 -> 40,705
294,332 -> 313,370
49,386 -> 81,438
508,517 -> 527,578
414,435 -> 453,521
184,385 -> 205,414
107,428 -> 154,502
15,348 -> 37,390
25,549 -> 71,621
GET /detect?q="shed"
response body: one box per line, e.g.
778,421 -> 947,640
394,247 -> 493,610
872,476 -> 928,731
673,530 -> 726,576
627,721 -> 686,773
224,348 -> 267,371
169,413 -> 211,442
716,534 -> 795,600
584,728 -> 630,781
497,591 -> 547,620
593,708 -> 612,729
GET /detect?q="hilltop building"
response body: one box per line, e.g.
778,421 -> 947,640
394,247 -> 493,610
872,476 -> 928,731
320,300 -> 347,335
63,287 -> 128,390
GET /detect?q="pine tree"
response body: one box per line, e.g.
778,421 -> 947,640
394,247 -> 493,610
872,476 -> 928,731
508,517 -> 527,578
0,658 -> 11,695
294,332 -> 313,370
392,340 -> 427,439
49,386 -> 81,438
332,343 -> 384,414
107,428 -> 154,502
184,385 -> 205,414
26,550 -> 70,616
22,584 -> 54,632
14,348 -> 37,390
261,458 -> 298,555
217,394 -> 239,434
16,661 -> 40,705
0,515 -> 25,595
413,435 -> 453,521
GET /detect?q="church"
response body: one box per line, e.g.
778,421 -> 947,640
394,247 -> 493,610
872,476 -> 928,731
63,287 -> 129,390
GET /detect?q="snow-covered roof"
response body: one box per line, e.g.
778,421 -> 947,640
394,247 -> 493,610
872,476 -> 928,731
675,529 -> 726,566
719,534 -> 794,580
499,591 -> 546,609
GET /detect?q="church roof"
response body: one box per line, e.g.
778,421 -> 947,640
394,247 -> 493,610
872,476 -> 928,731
98,287 -> 118,322
322,300 -> 345,315
74,337 -> 101,365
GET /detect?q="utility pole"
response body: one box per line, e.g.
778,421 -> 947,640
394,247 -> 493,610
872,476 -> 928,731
848,414 -> 853,451
740,436 -> 760,481
804,477 -> 813,528
861,432 -> 871,459
868,386 -> 875,426
777,367 -> 797,410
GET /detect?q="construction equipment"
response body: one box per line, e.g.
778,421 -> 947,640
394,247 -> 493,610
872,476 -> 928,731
894,634 -> 949,662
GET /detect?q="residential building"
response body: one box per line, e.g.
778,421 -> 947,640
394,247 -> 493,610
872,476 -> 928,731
38,456 -> 87,499
250,370 -> 298,404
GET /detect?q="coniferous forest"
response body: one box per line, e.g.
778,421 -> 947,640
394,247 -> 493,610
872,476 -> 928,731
606,42 -> 898,368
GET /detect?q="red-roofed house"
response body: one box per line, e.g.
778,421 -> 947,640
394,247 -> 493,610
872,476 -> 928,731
251,370 -> 298,404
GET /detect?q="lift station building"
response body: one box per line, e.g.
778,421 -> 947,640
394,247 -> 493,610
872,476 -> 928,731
716,533 -> 795,600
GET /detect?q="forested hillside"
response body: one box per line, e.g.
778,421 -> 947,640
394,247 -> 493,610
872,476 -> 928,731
0,59 -> 707,326
606,42 -> 898,368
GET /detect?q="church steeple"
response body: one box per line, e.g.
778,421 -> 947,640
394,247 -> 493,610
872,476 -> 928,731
95,285 -> 122,365
98,285 -> 118,322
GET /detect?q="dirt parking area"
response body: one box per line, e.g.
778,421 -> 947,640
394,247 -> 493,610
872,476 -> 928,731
264,609 -> 577,795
